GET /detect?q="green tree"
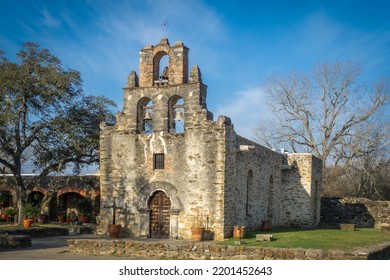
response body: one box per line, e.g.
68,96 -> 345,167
0,43 -> 116,223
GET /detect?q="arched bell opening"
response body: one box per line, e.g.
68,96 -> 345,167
137,97 -> 153,134
153,51 -> 169,86
168,95 -> 185,133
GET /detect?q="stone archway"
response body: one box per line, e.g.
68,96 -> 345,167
149,190 -> 171,238
137,181 -> 181,238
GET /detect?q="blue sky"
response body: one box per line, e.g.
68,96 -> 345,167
1,0 -> 389,139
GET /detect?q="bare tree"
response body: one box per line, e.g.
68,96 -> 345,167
255,61 -> 389,170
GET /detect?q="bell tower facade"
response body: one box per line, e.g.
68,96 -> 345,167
98,38 -> 322,241
99,38 -> 227,240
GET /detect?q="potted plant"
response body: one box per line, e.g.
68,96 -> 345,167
78,198 -> 92,223
0,210 -> 5,220
190,212 -> 205,241
5,207 -> 15,222
22,203 -> 38,228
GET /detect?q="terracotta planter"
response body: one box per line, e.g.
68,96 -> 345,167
23,219 -> 32,228
261,220 -> 272,231
6,216 -> 13,222
191,227 -> 205,241
79,215 -> 89,223
108,224 -> 122,238
233,226 -> 246,238
57,215 -> 65,223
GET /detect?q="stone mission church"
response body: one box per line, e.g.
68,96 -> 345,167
97,38 -> 322,240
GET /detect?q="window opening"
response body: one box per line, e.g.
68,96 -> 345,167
268,175 -> 274,219
153,153 -> 165,170
246,170 -> 253,216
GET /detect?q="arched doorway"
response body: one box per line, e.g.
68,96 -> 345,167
149,191 -> 171,238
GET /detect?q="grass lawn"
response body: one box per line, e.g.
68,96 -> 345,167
221,227 -> 390,251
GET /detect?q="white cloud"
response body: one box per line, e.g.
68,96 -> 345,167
40,7 -> 60,28
215,86 -> 272,140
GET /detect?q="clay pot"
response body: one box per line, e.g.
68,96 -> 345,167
23,219 -> 32,228
261,220 -> 272,231
108,224 -> 122,238
233,226 -> 246,238
79,215 -> 89,223
190,227 -> 205,241
57,215 -> 65,223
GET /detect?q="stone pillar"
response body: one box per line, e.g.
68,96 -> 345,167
169,209 -> 180,239
139,208 -> 150,237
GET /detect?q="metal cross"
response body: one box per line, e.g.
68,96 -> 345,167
161,20 -> 169,38
104,198 -> 123,225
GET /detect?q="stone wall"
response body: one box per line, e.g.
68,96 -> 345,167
321,197 -> 390,228
67,239 -> 390,260
281,154 -> 322,227
226,135 -> 284,233
0,234 -> 31,249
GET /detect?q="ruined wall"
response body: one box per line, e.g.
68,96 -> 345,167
280,154 -> 322,227
321,197 -> 390,228
225,135 -> 284,234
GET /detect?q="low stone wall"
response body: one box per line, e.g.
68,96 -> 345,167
0,227 -> 69,237
0,234 -> 31,249
67,239 -> 390,260
321,197 -> 390,228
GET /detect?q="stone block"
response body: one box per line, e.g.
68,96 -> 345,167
380,223 -> 390,232
256,234 -> 274,241
339,223 -> 355,231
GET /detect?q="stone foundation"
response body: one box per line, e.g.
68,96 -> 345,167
67,239 -> 390,260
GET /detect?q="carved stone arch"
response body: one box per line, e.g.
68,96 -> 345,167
138,181 -> 181,211
57,186 -> 88,198
137,181 -> 181,239
32,186 -> 49,196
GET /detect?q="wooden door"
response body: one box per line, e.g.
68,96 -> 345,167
149,191 -> 171,238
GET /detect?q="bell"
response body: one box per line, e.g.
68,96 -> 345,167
174,109 -> 184,122
143,111 -> 153,120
